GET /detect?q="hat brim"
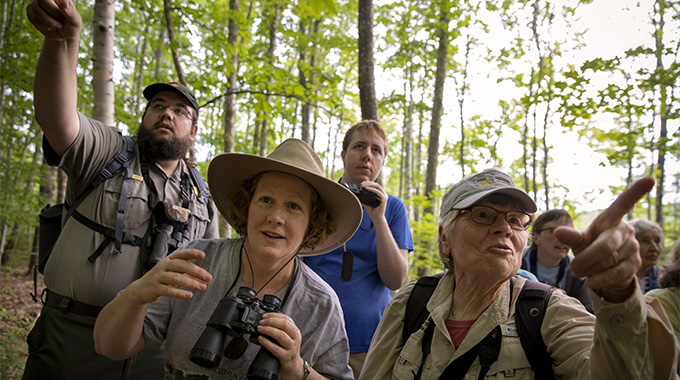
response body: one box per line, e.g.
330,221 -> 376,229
208,153 -> 362,256
143,83 -> 199,114
453,187 -> 537,213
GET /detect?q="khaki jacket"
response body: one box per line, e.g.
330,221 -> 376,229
360,273 -> 679,380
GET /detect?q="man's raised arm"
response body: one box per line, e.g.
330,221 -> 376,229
27,0 -> 82,156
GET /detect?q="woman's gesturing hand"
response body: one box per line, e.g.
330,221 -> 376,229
554,177 -> 655,302
129,249 -> 212,304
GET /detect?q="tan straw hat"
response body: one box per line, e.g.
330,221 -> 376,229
208,138 -> 362,256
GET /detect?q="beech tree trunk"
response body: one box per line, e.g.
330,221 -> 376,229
358,0 -> 378,121
92,0 -> 115,125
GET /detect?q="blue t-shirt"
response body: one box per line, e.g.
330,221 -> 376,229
305,195 -> 414,352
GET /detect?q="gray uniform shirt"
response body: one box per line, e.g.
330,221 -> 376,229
143,238 -> 353,380
43,112 -> 218,306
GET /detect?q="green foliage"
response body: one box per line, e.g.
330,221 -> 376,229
408,197 -> 443,280
2,0 -> 680,277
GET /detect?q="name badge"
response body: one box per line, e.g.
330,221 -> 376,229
504,325 -> 518,336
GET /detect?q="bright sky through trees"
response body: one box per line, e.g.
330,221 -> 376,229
372,0 -> 678,213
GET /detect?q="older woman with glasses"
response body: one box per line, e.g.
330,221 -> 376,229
359,168 -> 678,380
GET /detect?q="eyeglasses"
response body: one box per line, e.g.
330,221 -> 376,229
460,205 -> 533,231
149,101 -> 193,120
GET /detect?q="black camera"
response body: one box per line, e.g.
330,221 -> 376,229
189,286 -> 282,380
149,201 -> 191,267
340,182 -> 381,208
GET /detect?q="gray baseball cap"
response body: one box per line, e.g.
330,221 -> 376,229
143,82 -> 199,117
440,168 -> 537,217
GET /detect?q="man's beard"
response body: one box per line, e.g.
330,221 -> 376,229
137,123 -> 192,162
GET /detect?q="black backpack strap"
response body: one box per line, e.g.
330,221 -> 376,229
438,325 -> 503,380
402,273 -> 445,380
516,280 -> 555,380
93,135 -> 136,187
69,136 -> 139,255
402,273 -> 445,345
68,209 -> 145,262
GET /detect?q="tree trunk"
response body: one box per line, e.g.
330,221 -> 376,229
0,142 -> 13,269
653,0 -> 668,227
1,223 -> 20,266
154,28 -> 165,80
541,99 -> 551,211
419,1 -> 449,277
358,0 -> 378,121
309,19 -> 321,147
401,59 -> 415,217
4,141 -> 41,268
456,34 -> 471,178
92,0 -> 115,125
0,0 -> 18,128
298,20 -> 311,143
133,24 -> 150,118
219,0 -> 240,238
259,0 -> 282,156
424,3 -> 448,216
163,0 -> 187,85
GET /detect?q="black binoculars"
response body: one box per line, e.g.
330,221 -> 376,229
189,286 -> 282,380
149,201 -> 191,267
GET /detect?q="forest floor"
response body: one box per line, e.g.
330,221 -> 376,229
0,267 -> 44,380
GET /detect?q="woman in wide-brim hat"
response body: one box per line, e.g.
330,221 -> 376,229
95,138 -> 362,380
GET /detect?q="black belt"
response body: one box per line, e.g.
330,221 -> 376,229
44,289 -> 103,318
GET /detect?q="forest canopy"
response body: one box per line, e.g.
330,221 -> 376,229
0,0 -> 678,277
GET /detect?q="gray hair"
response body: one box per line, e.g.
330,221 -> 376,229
438,209 -> 461,270
628,219 -> 663,238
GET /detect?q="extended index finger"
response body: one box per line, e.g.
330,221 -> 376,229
590,176 -> 655,233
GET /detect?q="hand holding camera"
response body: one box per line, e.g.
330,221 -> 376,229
340,182 -> 381,208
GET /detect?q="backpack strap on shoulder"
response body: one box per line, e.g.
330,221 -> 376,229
105,136 -> 137,253
94,135 -> 136,187
401,272 -> 445,380
187,163 -> 210,205
403,272 -> 445,345
66,135 -> 139,255
516,279 -> 555,380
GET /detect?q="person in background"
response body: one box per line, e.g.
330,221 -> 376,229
522,209 -> 594,312
647,237 -> 680,341
359,169 -> 678,379
629,219 -> 664,293
94,139 -> 363,380
304,120 -> 414,378
23,0 -> 218,378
